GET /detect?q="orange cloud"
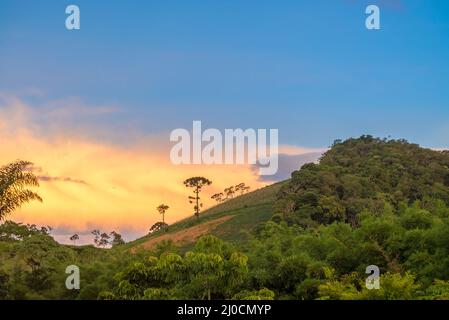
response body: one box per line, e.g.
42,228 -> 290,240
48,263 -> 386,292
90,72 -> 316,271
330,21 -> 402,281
0,95 -> 268,243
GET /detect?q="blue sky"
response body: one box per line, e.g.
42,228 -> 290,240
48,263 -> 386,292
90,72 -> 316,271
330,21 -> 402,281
1,0 -> 449,148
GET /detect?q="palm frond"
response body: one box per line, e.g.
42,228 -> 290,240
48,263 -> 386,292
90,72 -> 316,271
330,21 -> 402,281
0,160 -> 43,220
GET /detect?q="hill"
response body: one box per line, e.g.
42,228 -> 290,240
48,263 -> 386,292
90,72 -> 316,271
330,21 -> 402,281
276,135 -> 449,227
4,135 -> 449,300
128,135 -> 449,251
110,136 -> 449,300
126,180 -> 287,251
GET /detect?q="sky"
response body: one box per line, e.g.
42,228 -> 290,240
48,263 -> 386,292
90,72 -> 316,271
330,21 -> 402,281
1,0 -> 449,243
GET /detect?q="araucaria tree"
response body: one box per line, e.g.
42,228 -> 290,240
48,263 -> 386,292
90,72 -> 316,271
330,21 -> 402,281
211,193 -> 224,203
235,183 -> 250,195
224,186 -> 235,200
0,160 -> 42,221
156,204 -> 169,223
183,177 -> 212,218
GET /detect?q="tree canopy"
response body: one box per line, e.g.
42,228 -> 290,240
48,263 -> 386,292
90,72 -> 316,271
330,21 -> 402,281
276,136 -> 449,227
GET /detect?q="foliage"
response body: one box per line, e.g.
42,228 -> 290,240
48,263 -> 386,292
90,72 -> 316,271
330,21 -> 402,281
318,272 -> 421,300
277,136 -> 449,227
0,160 -> 42,220
149,222 -> 169,234
110,231 -> 125,247
0,221 -> 51,242
211,193 -> 224,203
92,230 -> 112,248
232,288 -> 275,300
3,137 -> 449,300
212,183 -> 251,203
102,236 -> 249,300
0,226 -> 140,299
245,199 -> 449,300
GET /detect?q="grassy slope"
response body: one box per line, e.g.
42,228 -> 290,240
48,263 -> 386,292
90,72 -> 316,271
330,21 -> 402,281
125,180 -> 287,250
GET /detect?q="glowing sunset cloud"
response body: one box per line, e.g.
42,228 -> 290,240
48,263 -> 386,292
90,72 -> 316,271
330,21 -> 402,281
0,95 -> 272,244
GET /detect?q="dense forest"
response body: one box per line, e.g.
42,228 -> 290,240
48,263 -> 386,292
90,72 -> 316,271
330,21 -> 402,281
2,136 -> 449,299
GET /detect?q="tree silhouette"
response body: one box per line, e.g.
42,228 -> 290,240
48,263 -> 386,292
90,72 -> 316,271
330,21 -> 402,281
0,221 -> 51,241
110,231 -> 125,247
224,186 -> 235,200
183,177 -> 212,218
98,232 -> 111,248
0,160 -> 42,221
156,204 -> 169,223
235,183 -> 250,195
149,221 -> 169,233
92,229 -> 110,247
211,193 -> 224,203
92,230 -> 100,246
69,234 -> 79,245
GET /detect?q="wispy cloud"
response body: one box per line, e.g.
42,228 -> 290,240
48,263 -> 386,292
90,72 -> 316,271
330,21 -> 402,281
37,175 -> 88,185
27,165 -> 88,185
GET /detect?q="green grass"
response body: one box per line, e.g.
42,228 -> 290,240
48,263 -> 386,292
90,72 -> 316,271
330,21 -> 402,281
212,203 -> 274,243
125,180 -> 287,250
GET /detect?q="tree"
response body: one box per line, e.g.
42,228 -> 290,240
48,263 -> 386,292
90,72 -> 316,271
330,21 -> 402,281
110,231 -> 125,247
318,272 -> 421,300
183,177 -> 212,218
277,136 -> 449,227
92,229 -> 110,247
102,235 -> 248,300
0,221 -> 51,241
235,183 -> 249,196
149,222 -> 169,233
15,234 -> 75,292
156,204 -> 169,223
224,186 -> 235,200
0,160 -> 42,220
92,229 -> 100,246
211,193 -> 224,203
70,234 -> 79,245
98,233 -> 111,248
186,236 -> 248,300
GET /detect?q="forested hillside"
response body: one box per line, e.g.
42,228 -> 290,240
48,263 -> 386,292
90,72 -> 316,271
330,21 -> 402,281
100,136 -> 449,300
276,135 -> 449,227
2,136 -> 449,300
